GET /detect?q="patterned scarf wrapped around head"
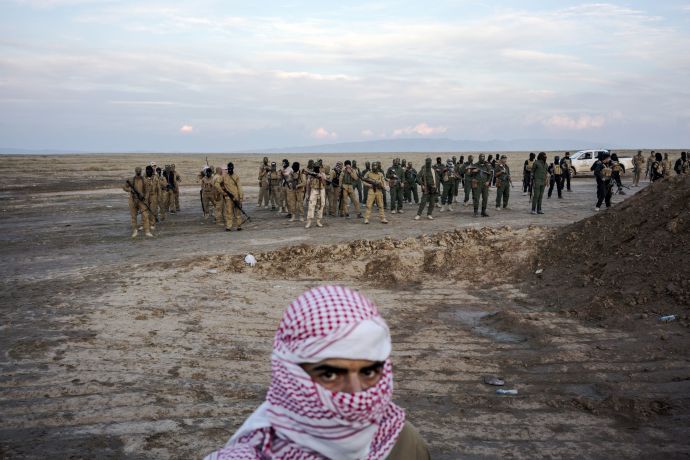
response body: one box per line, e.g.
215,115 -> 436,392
204,285 -> 405,460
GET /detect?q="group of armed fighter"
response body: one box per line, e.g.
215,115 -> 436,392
123,151 -> 689,236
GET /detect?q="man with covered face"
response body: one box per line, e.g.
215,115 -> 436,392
203,285 -> 430,460
170,163 -> 181,212
362,161 -> 389,224
468,153 -> 492,217
361,161 -> 372,204
386,158 -> 404,214
340,160 -> 363,218
531,152 -> 548,215
404,161 -> 419,204
459,155 -> 474,207
285,161 -> 306,222
200,166 -> 216,220
279,158 -> 290,214
268,162 -> 281,211
143,165 -> 159,229
215,161 -> 244,231
328,161 -> 343,217
494,155 -> 511,211
305,161 -> 327,228
414,157 -> 441,220
123,166 -> 152,238
439,158 -> 457,212
257,156 -> 271,208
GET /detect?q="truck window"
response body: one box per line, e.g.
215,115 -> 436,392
584,153 -> 591,159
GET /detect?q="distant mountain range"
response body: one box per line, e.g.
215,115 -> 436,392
1,137 -> 613,155
257,137 -> 609,154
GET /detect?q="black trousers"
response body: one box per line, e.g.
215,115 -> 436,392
548,175 -> 564,198
563,172 -> 571,191
523,173 -> 532,193
596,179 -> 612,208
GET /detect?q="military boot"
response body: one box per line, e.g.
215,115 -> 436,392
447,204 -> 453,211
289,215 -> 295,222
131,229 -> 138,238
474,208 -> 479,217
305,219 -> 312,228
145,231 -> 154,237
481,209 -> 489,217
439,205 -> 446,212
316,219 -> 323,227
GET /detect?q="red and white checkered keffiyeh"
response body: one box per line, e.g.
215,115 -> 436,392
203,285 -> 405,460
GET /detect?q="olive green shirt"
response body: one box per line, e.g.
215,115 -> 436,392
531,159 -> 548,185
386,422 -> 430,460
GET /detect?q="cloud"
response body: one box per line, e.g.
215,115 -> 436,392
542,114 -> 606,130
361,129 -> 374,137
392,123 -> 447,137
311,127 -> 337,139
179,124 -> 194,134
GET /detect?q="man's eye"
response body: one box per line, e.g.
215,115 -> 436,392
362,367 -> 382,379
320,372 -> 338,382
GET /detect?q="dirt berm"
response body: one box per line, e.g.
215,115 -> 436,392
529,174 -> 690,325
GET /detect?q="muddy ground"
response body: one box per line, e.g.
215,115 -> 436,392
1,154 -> 689,459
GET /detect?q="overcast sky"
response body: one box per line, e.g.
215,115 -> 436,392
1,0 -> 689,151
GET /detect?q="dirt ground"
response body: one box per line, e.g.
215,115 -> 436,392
1,153 -> 689,459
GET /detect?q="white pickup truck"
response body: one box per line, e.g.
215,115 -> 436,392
568,149 -> 634,176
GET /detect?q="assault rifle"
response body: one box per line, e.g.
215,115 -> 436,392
219,182 -> 251,224
200,189 -> 206,215
305,170 -> 333,185
361,177 -> 384,191
126,180 -> 159,223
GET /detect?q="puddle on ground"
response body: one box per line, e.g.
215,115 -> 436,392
439,308 -> 526,343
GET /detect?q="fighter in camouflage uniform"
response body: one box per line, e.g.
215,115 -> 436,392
439,158 -> 457,212
632,150 -> 645,186
494,155 -> 511,211
468,153 -> 492,217
200,167 -> 216,220
459,155 -> 474,207
339,160 -> 363,218
285,161 -> 306,222
386,158 -> 404,214
258,157 -> 271,208
215,161 -> 244,232
123,166 -> 153,238
415,158 -> 441,220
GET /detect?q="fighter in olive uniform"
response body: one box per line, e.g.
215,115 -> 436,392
459,155 -> 474,207
415,158 -> 441,220
592,152 -> 613,211
547,156 -> 564,199
469,154 -> 492,217
494,155 -> 511,211
339,160 -> 363,218
386,159 -> 404,214
523,152 -> 536,196
530,152 -> 548,215
439,158 -> 458,212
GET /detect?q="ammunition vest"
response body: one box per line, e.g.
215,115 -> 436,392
526,159 -> 534,172
554,165 -> 562,175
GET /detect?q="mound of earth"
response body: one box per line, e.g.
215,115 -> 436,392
531,175 -> 690,324
216,226 -> 547,286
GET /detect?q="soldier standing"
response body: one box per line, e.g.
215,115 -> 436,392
522,152 -> 536,196
439,158 -> 457,212
650,153 -> 664,182
530,152 -> 548,215
547,155 -> 564,199
170,163 -> 181,212
215,161 -> 244,232
351,160 -> 363,203
433,157 -> 444,208
162,165 -> 176,214
404,162 -> 419,204
592,153 -> 613,211
328,162 -> 343,217
212,166 -> 224,225
305,163 -> 327,228
361,161 -> 371,204
279,158 -> 290,214
469,154 -> 492,217
123,166 -> 152,238
459,155 -> 474,207
610,153 -> 626,195
285,161 -> 306,222
362,161 -> 388,224
645,151 -> 656,181
258,157 -> 271,208
631,150 -> 645,186
267,162 -> 280,211
494,155 -> 511,211
561,152 -> 573,192
144,165 -> 159,229
415,157 -> 440,220
339,160 -> 363,218
662,153 -> 672,178
386,158 -> 404,214
200,167 -> 216,220
674,152 -> 689,175
155,167 -> 167,222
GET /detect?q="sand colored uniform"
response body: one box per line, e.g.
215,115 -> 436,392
211,171 -> 224,224
306,174 -> 326,221
200,176 -> 216,219
339,168 -> 361,216
258,164 -> 270,207
123,175 -> 151,234
328,169 -> 342,216
171,167 -> 181,211
215,173 -> 244,230
286,170 -> 306,220
144,175 -> 159,226
362,170 -> 387,223
267,169 -> 280,210
632,153 -> 644,186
